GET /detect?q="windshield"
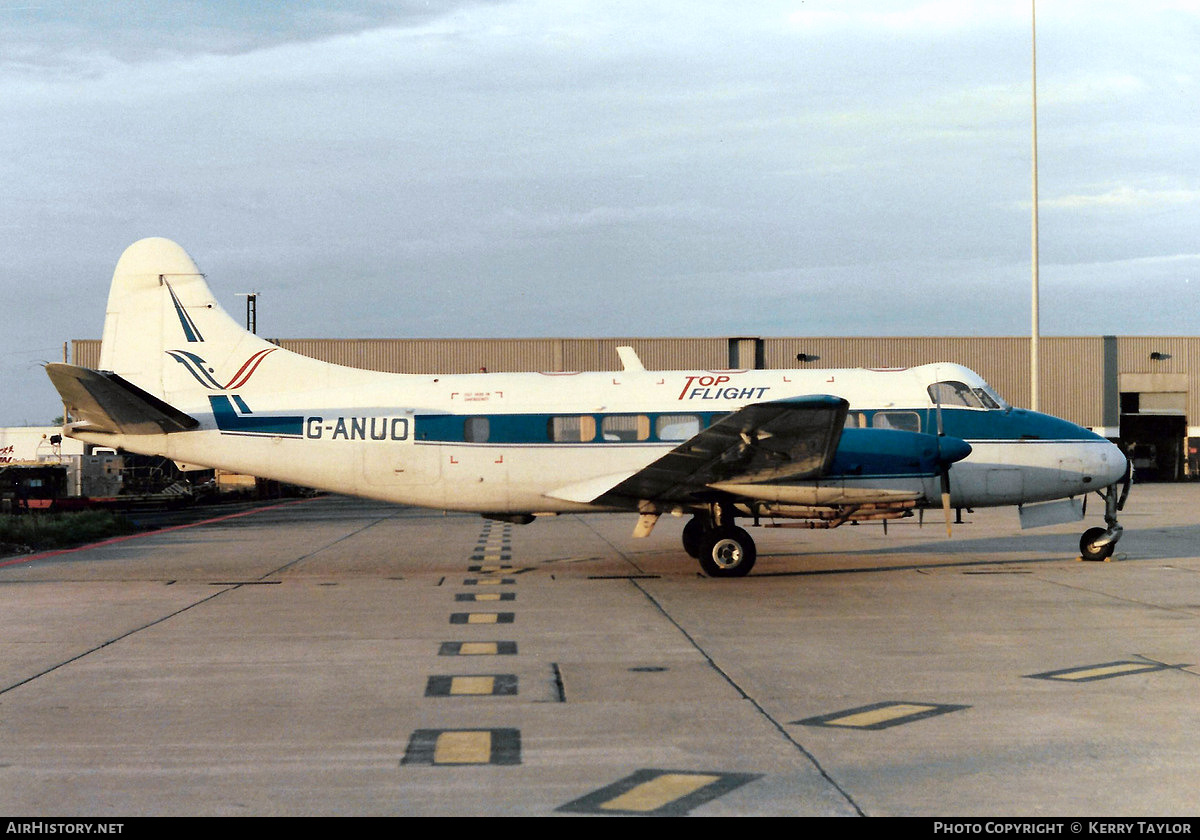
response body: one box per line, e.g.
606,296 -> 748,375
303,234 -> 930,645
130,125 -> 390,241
928,380 -> 1008,410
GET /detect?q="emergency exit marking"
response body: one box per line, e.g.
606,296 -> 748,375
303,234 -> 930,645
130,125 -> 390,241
1025,661 -> 1178,682
793,701 -> 969,730
402,728 -> 521,766
557,769 -> 760,815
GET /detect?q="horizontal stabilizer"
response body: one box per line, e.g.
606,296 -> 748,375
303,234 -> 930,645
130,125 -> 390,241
46,363 -> 200,436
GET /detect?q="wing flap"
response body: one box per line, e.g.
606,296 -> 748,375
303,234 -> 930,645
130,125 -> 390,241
46,363 -> 200,436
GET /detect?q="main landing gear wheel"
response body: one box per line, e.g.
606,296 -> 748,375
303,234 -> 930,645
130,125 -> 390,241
698,525 -> 757,578
681,516 -> 705,558
1080,526 -> 1115,562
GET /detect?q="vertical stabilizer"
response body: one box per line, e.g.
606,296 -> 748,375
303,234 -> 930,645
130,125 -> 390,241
96,238 -> 291,410
99,237 -> 207,394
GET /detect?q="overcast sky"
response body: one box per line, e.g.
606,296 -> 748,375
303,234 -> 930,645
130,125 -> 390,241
2,0 -> 1197,424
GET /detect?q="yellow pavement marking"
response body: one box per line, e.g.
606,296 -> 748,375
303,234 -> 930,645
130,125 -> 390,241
471,592 -> 503,601
433,730 -> 491,764
449,676 -> 496,695
467,613 -> 499,624
599,773 -> 721,812
459,642 -> 499,655
826,703 -> 937,728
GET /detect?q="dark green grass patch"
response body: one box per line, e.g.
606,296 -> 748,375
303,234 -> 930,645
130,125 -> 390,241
0,510 -> 138,554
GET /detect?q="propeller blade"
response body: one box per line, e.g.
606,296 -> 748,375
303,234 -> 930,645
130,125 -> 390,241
941,469 -> 953,538
934,376 -> 951,536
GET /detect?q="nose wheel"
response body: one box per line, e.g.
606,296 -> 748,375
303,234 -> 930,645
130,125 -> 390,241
1080,462 -> 1131,562
1080,526 -> 1118,562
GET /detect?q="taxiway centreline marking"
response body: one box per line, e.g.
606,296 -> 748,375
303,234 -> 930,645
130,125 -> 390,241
438,641 -> 518,656
425,674 -> 519,696
450,612 -> 515,624
402,728 -> 521,765
455,592 -> 514,602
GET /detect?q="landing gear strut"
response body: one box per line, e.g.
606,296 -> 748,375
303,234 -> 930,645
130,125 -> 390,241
1080,462 -> 1132,562
683,504 -> 757,577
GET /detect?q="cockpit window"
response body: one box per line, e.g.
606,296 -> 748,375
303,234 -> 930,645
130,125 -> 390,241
928,381 -> 984,408
928,379 -> 1008,410
972,388 -> 1001,409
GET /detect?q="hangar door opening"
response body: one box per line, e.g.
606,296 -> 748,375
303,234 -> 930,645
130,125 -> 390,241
1120,391 -> 1186,481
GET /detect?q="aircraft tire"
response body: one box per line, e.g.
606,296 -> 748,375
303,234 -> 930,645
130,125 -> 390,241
1079,526 -> 1115,562
698,525 -> 756,578
681,516 -> 705,558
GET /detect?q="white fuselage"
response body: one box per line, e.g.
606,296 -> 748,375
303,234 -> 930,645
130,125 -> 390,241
74,362 -> 1127,515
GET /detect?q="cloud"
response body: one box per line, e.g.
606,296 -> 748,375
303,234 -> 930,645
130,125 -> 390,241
1042,185 -> 1200,210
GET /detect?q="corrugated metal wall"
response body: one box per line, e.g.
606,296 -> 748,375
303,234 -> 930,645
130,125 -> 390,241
71,335 -> 1200,429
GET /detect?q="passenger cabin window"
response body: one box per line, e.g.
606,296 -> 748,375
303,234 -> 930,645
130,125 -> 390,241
872,411 -> 921,433
549,415 -> 596,442
602,414 -> 651,442
655,414 -> 700,441
928,381 -> 984,408
464,417 -> 489,443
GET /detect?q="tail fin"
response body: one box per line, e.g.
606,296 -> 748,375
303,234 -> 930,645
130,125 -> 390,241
91,237 -> 367,417
97,237 -> 287,408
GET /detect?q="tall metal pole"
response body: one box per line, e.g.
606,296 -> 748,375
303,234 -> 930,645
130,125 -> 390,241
1030,0 -> 1040,411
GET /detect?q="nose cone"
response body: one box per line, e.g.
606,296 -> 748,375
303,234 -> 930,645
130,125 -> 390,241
937,435 -> 972,465
1095,438 -> 1130,488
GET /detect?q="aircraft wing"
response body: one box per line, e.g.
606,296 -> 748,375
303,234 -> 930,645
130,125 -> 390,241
550,395 -> 848,506
46,363 -> 200,435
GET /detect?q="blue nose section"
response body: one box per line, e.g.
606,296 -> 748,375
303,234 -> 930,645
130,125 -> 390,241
937,436 -> 972,465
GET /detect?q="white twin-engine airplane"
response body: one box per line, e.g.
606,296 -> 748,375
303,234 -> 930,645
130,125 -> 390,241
47,238 -> 1132,577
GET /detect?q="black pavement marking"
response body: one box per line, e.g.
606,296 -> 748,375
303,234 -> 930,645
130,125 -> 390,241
793,701 -> 969,730
449,611 -> 515,624
425,674 -> 518,697
455,592 -> 516,602
401,728 -> 521,766
1025,660 -> 1185,682
438,641 -> 518,656
557,769 -> 761,815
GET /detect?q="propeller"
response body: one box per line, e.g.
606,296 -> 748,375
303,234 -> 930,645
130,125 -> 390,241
932,383 -> 972,537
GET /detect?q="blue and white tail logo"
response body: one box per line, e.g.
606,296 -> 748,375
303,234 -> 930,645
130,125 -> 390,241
165,348 -> 303,438
167,347 -> 277,391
